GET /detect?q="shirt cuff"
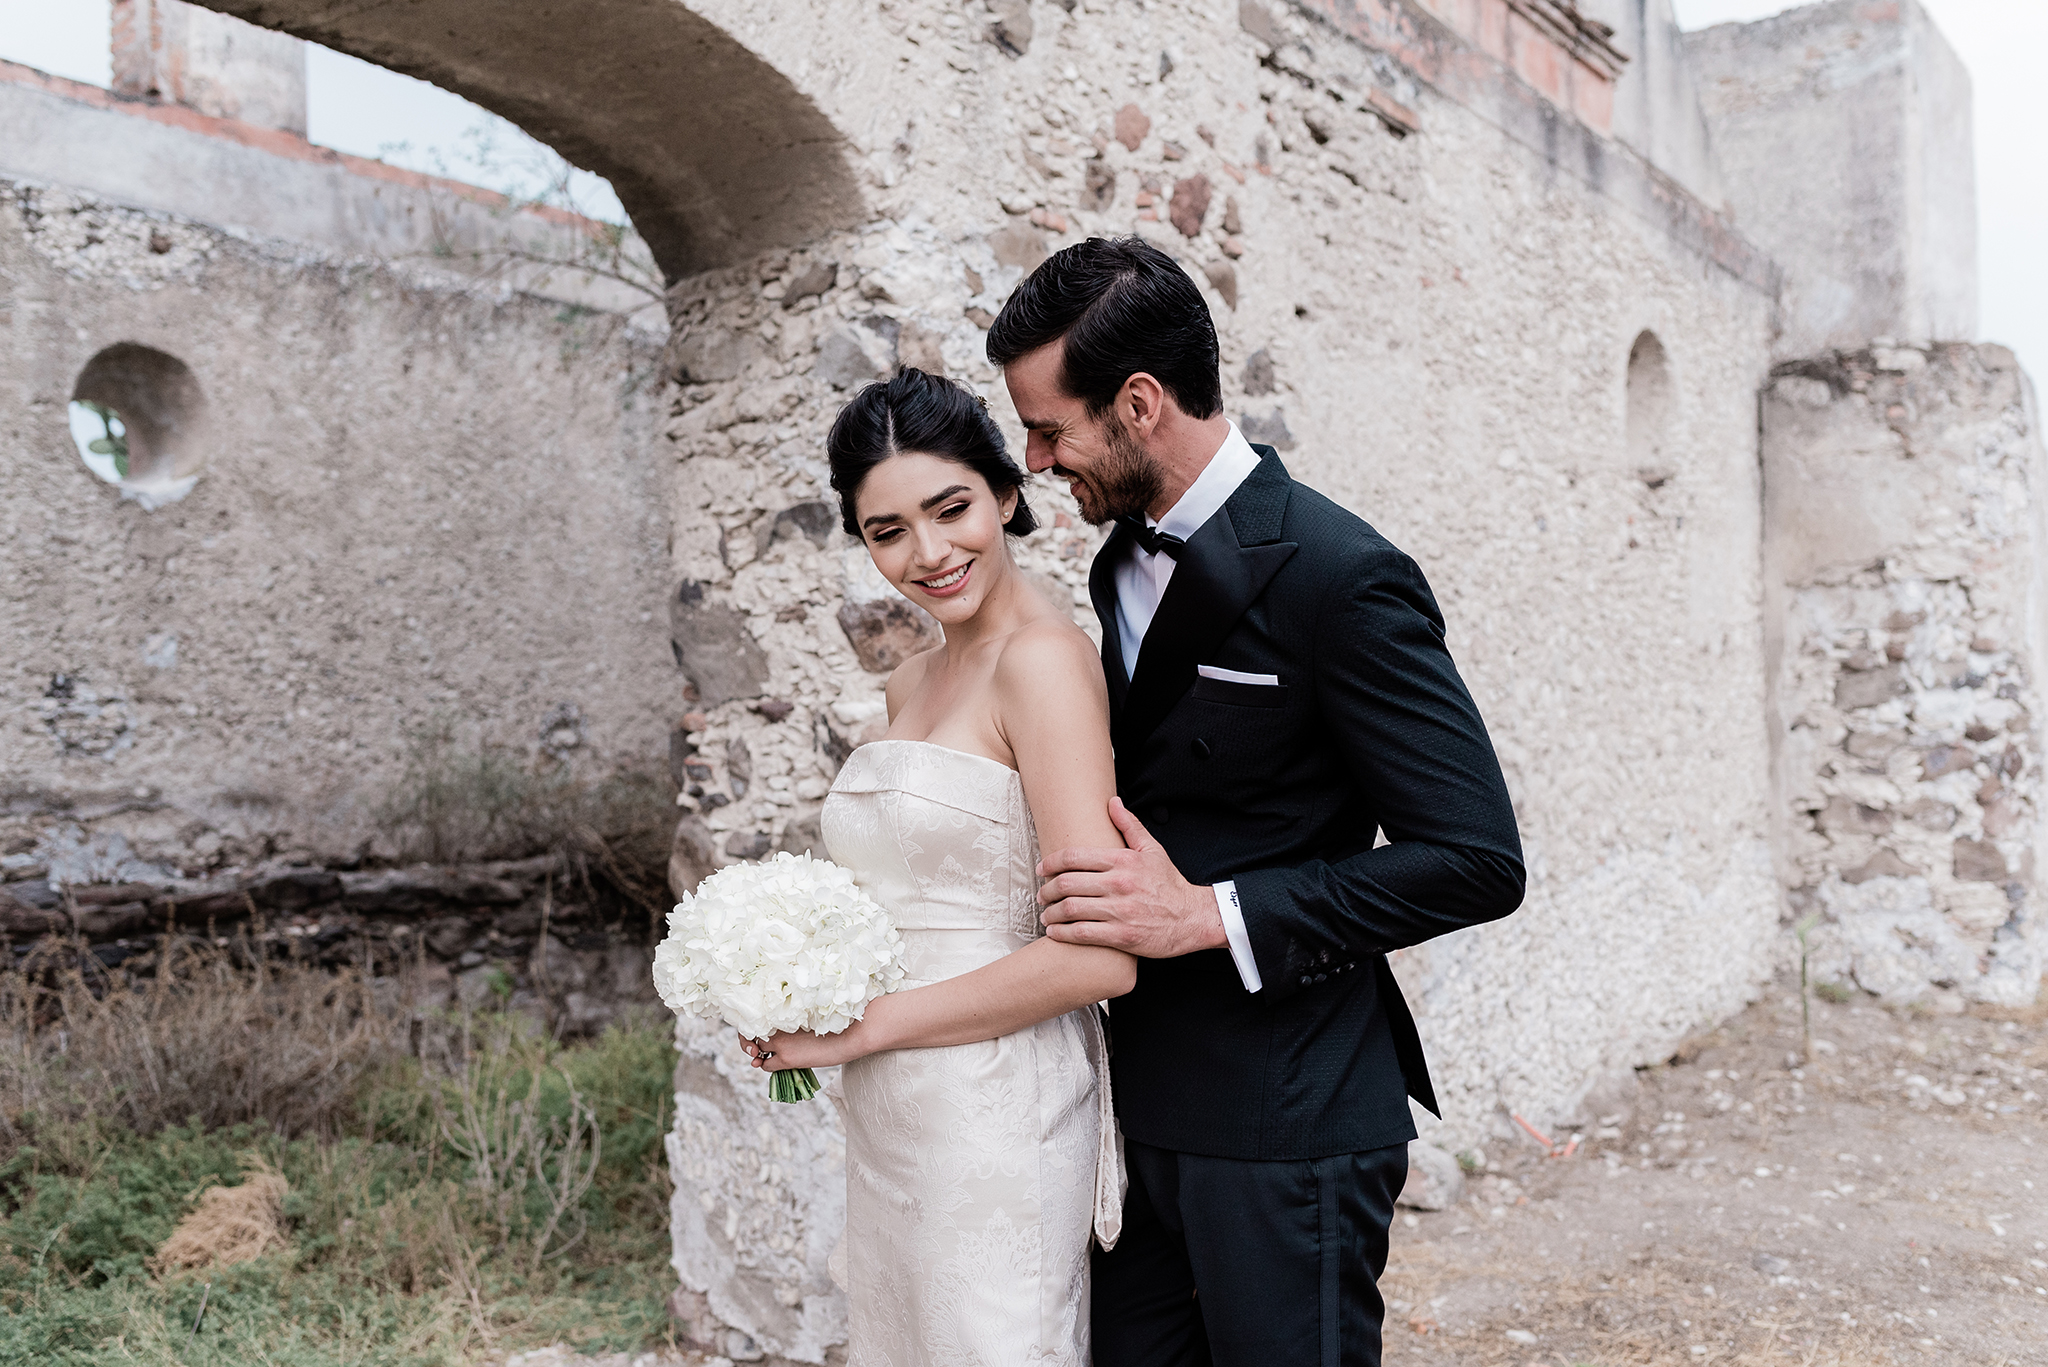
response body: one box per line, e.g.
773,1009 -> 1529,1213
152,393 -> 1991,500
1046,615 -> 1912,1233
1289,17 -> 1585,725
1213,880 -> 1263,993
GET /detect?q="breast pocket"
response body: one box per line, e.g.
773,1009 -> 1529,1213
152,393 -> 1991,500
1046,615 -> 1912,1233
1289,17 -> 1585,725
1189,675 -> 1288,708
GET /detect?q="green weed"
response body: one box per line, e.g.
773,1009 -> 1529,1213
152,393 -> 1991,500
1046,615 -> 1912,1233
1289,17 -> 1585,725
0,989 -> 679,1365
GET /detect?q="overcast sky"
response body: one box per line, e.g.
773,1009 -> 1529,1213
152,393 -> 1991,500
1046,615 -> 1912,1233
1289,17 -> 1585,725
1,0 -> 2038,380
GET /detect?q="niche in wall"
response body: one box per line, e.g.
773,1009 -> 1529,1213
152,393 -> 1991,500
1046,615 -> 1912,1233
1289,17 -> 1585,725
68,343 -> 209,511
1625,330 -> 1675,486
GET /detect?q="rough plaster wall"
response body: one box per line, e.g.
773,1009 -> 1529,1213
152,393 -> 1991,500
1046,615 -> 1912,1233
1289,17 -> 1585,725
1579,0 -> 1727,210
0,70 -> 658,323
1903,0 -> 1976,348
1684,0 -> 1978,357
114,0 -> 310,135
1764,343 -> 2044,1009
0,183 -> 676,870
649,3 -> 1779,1355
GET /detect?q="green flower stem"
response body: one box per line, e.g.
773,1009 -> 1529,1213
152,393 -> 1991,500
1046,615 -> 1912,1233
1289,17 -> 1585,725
770,1067 -> 820,1103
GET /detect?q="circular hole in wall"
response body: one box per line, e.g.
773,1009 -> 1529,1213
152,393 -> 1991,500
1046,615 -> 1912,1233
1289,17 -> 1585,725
68,343 -> 209,511
1625,330 -> 1675,486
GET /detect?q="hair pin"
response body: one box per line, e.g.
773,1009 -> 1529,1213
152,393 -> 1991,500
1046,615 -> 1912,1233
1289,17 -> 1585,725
975,394 -> 990,411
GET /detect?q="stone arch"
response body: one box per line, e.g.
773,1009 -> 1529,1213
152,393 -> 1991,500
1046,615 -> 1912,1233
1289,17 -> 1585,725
1625,329 -> 1675,479
190,0 -> 866,281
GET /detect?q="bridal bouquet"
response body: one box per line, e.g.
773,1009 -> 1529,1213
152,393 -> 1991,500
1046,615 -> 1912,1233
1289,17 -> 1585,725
652,851 -> 905,1103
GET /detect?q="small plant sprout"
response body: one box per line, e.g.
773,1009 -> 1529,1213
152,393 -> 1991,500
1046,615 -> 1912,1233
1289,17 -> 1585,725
69,399 -> 129,480
1795,911 -> 1822,1058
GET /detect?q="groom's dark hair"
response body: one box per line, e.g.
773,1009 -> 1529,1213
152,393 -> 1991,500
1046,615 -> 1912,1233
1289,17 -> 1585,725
986,236 -> 1222,421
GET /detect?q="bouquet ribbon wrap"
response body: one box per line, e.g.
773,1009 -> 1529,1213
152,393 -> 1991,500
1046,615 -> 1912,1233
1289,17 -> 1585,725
653,851 -> 905,1102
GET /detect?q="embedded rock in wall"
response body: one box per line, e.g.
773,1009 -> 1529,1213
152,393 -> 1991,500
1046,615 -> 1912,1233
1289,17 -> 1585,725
1764,344 -> 2046,1007
835,598 -> 940,674
814,326 -> 891,391
669,814 -> 718,900
666,328 -> 760,385
671,581 -> 771,707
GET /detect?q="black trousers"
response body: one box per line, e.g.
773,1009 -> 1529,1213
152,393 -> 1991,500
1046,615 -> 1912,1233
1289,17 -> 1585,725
1092,1138 -> 1407,1367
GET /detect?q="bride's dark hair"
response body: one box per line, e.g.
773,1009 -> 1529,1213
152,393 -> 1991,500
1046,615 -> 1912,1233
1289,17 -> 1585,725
827,368 -> 1038,538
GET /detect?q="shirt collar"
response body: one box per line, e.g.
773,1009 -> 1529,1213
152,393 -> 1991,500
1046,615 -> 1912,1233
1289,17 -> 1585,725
1151,421 -> 1264,543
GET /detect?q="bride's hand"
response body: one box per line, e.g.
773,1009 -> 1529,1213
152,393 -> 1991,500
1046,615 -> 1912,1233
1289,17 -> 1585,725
738,1024 -> 869,1072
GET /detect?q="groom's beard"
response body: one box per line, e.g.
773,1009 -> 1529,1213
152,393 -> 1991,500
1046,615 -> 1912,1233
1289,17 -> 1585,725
1063,411 -> 1163,527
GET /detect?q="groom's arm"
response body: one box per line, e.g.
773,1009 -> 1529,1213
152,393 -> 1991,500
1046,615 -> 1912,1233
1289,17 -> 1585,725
1037,543 -> 1524,992
1227,542 -> 1524,1002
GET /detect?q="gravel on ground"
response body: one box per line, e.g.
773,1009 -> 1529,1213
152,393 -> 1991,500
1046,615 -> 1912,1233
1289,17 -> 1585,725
1384,976 -> 2047,1366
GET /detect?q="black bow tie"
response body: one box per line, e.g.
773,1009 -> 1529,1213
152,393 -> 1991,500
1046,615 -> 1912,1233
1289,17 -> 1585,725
1119,516 -> 1186,560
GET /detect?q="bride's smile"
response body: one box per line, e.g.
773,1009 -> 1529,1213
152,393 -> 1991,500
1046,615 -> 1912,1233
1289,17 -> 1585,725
910,561 -> 972,596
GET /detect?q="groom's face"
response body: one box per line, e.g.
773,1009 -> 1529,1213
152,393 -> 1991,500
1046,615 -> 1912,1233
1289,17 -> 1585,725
1003,342 -> 1162,526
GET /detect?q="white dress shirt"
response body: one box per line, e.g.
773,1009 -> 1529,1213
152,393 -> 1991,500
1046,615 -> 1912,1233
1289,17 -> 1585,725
1110,421 -> 1266,993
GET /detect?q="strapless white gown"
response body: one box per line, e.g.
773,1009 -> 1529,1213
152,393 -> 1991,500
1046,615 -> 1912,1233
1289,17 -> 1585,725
821,740 -> 1123,1367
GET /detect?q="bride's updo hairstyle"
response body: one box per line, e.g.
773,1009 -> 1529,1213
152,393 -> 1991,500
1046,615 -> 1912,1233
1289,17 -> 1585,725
828,368 -> 1038,539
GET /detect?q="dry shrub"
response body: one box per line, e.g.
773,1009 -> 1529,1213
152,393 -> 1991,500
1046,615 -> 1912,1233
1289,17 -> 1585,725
0,935 -> 410,1152
429,1019 -> 603,1269
150,1153 -> 289,1274
376,724 -> 676,919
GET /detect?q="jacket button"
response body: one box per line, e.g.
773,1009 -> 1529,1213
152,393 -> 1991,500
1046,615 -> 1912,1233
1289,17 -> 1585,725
1314,973 -> 1327,983
1300,976 -> 1312,986
1191,737 -> 1211,759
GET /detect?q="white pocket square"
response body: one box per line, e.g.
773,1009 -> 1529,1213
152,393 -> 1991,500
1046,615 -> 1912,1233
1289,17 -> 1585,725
1197,665 -> 1280,686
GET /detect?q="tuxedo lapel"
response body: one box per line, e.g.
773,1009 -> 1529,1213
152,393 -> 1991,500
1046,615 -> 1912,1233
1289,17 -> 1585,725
1089,521 -> 1132,722
1119,451 -> 1297,744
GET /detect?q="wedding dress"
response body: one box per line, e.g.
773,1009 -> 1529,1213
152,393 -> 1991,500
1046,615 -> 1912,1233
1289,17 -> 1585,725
821,739 -> 1123,1367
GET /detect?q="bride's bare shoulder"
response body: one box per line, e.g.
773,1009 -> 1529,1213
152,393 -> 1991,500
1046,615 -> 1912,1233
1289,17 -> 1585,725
993,616 -> 1105,703
883,644 -> 942,720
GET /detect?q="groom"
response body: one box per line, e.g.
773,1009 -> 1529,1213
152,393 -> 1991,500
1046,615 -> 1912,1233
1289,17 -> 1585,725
988,237 -> 1525,1366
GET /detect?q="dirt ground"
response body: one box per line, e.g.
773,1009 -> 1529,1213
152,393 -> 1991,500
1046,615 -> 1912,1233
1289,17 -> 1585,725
505,976 -> 2045,1367
1383,977 -> 2048,1367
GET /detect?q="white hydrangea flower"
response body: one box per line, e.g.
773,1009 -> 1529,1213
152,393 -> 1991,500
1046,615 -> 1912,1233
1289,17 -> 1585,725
653,850 -> 905,1042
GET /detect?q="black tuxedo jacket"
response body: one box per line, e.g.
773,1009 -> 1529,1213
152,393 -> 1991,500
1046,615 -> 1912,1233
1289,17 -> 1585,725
1091,447 -> 1525,1161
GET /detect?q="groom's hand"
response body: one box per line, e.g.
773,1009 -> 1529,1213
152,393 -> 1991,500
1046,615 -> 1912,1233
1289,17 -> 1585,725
1037,798 -> 1227,958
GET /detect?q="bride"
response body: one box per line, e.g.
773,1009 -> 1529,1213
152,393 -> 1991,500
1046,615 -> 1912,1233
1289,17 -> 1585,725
739,367 -> 1133,1366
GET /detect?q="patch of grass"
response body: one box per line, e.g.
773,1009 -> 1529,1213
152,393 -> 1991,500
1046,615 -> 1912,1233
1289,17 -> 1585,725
0,947 -> 679,1365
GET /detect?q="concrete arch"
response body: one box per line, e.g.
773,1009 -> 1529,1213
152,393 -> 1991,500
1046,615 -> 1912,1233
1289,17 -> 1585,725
192,0 -> 866,281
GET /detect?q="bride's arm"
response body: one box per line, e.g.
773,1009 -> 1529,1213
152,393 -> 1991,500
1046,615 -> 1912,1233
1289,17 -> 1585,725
747,622 -> 1134,1072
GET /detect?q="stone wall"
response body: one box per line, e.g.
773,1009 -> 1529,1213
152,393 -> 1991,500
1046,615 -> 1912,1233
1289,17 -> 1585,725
0,181 -> 677,873
0,854 -> 664,1036
5,2 -> 1954,1361
1763,343 -> 2046,1009
644,3 -> 1782,1357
